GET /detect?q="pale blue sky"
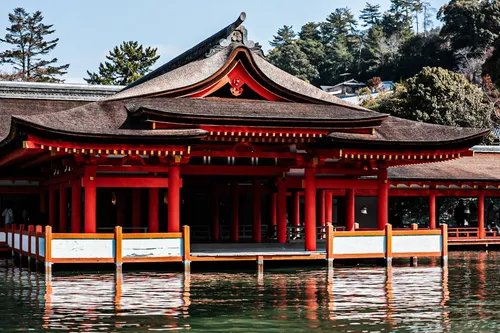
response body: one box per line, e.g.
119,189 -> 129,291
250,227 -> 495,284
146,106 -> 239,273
0,0 -> 448,83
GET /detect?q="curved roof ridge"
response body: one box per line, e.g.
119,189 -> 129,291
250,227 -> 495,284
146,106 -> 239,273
123,12 -> 247,91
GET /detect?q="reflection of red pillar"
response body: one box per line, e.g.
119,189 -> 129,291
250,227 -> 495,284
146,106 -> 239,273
132,189 -> 141,232
346,189 -> 355,231
148,188 -> 159,233
59,186 -> 68,232
326,192 -> 333,224
231,183 -> 239,242
305,168 -> 317,251
378,169 -> 389,230
212,188 -> 219,241
168,164 -> 181,232
49,188 -> 56,230
84,167 -> 96,233
253,179 -> 262,243
71,181 -> 81,233
429,192 -> 436,229
478,193 -> 485,239
116,191 -> 125,227
277,178 -> 287,244
293,192 -> 300,227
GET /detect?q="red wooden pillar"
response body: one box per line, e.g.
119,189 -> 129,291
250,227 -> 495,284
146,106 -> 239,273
378,169 -> 389,230
325,191 -> 333,224
116,191 -> 126,227
304,168 -> 317,251
59,185 -> 68,233
84,166 -> 97,233
293,192 -> 300,227
277,178 -> 287,244
346,189 -> 355,231
231,182 -> 239,242
212,187 -> 219,241
168,164 -> 181,232
269,192 -> 277,237
71,180 -> 81,233
429,192 -> 436,229
478,193 -> 485,239
253,179 -> 262,243
49,187 -> 56,230
148,188 -> 159,233
132,189 -> 141,232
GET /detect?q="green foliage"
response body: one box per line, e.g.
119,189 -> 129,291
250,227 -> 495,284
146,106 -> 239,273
268,41 -> 319,82
269,25 -> 296,47
360,3 -> 382,27
484,38 -> 500,86
85,41 -> 159,85
0,7 -> 69,82
439,0 -> 500,55
377,67 -> 492,128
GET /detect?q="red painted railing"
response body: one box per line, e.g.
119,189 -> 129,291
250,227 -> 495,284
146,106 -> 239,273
448,227 -> 500,239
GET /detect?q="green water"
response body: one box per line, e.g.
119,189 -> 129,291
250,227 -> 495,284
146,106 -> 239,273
0,252 -> 498,332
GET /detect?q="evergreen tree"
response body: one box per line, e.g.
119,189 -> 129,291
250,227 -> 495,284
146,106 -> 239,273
438,0 -> 499,55
269,25 -> 296,47
0,8 -> 69,82
85,41 -> 160,85
299,22 -> 321,41
377,67 -> 492,129
360,3 -> 382,27
267,42 -> 319,82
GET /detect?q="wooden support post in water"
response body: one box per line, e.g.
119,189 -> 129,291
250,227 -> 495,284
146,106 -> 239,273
114,226 -> 123,273
45,226 -> 52,276
326,223 -> 334,270
27,225 -> 34,265
183,225 -> 191,273
257,255 -> 264,275
441,224 -> 448,267
385,224 -> 393,268
410,223 -> 418,266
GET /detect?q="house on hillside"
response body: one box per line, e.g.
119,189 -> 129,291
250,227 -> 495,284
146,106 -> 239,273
320,79 -> 395,105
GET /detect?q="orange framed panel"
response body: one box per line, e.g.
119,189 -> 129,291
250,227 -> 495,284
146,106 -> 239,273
333,253 -> 385,259
333,231 -> 385,237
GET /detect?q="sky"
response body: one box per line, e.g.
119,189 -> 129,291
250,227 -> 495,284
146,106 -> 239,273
0,0 -> 449,83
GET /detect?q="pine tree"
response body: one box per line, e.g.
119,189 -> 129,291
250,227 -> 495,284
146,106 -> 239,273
85,41 -> 160,85
0,8 -> 69,82
269,25 -> 296,47
267,42 -> 319,82
299,22 -> 321,41
360,3 -> 382,27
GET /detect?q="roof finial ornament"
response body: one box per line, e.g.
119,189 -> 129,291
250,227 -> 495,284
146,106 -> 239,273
206,12 -> 263,57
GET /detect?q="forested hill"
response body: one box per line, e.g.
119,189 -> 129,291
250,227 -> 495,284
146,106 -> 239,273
267,0 -> 500,88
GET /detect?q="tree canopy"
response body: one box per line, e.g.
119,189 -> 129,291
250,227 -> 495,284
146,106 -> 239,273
85,41 -> 160,85
376,67 -> 492,129
0,7 -> 69,82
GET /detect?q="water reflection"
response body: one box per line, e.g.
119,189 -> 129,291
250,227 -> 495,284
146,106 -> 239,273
2,253 -> 500,332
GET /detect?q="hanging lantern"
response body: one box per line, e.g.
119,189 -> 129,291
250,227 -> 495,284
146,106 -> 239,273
163,192 -> 168,205
111,192 -> 117,206
464,206 -> 470,214
360,206 -> 368,215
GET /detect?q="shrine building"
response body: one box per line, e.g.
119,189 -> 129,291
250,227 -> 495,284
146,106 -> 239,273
0,13 -> 496,269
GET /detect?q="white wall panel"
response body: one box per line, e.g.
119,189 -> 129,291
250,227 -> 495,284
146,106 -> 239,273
51,239 -> 115,259
123,238 -> 182,258
392,235 -> 442,254
333,236 -> 385,255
